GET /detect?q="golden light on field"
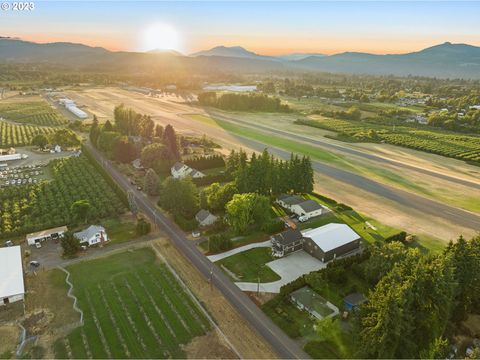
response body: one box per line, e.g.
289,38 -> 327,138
139,23 -> 182,52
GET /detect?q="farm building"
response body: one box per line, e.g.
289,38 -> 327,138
343,292 -> 367,311
74,225 -> 108,246
59,98 -> 88,119
302,223 -> 361,262
0,246 -> 25,306
171,162 -> 205,179
290,199 -> 326,219
195,209 -> 218,227
26,225 -> 68,246
290,286 -> 338,320
271,229 -> 304,257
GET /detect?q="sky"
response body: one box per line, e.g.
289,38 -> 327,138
1,1 -> 480,55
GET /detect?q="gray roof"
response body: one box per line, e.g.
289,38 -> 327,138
172,162 -> 185,171
278,193 -> 292,201
196,209 -> 212,222
74,225 -> 105,240
273,229 -> 303,246
297,200 -> 323,213
343,293 -> 367,306
280,195 -> 305,206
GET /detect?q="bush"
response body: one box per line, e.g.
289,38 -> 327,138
261,218 -> 285,234
174,214 -> 198,231
312,192 -> 338,206
335,203 -> 353,212
208,233 -> 233,253
192,173 -> 230,187
385,231 -> 407,243
136,217 -> 151,236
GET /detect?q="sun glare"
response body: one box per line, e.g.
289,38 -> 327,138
139,23 -> 181,52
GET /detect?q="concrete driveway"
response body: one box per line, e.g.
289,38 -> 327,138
207,240 -> 271,262
235,250 -> 326,293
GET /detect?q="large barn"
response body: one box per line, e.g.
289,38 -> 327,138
0,246 -> 25,306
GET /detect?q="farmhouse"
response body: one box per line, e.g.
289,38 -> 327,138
0,246 -> 25,306
290,199 -> 326,219
303,223 -> 361,262
276,194 -> 304,210
271,229 -> 304,257
74,225 -> 108,246
26,225 -> 68,246
171,162 -> 205,179
195,209 -> 218,227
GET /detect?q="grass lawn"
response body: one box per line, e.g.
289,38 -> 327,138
216,247 -> 280,283
101,218 -> 137,244
54,248 -> 210,359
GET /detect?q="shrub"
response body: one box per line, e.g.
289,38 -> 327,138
184,155 -> 225,170
136,217 -> 151,236
385,231 -> 407,243
261,218 -> 285,234
174,214 -> 198,231
208,233 -> 233,253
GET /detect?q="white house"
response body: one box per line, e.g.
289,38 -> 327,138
0,246 -> 25,306
26,226 -> 68,246
171,162 -> 205,179
291,200 -> 326,219
195,209 -> 218,227
276,194 -> 305,210
74,225 -> 108,246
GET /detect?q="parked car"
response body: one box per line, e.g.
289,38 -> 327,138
35,242 -> 42,249
191,230 -> 201,238
298,215 -> 309,223
29,261 -> 40,267
5,240 -> 13,247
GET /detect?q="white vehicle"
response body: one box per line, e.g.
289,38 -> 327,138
191,230 -> 201,238
35,242 -> 42,249
298,215 -> 309,223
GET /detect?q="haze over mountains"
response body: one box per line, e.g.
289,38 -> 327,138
1,37 -> 480,79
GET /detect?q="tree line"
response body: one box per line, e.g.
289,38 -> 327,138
198,92 -> 290,112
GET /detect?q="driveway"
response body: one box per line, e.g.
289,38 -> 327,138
207,240 -> 271,262
235,250 -> 326,293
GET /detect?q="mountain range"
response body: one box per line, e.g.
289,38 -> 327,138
1,37 -> 480,79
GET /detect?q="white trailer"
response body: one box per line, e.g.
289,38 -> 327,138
0,153 -> 27,162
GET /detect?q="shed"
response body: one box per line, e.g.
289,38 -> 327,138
343,292 -> 367,310
26,226 -> 68,246
195,209 -> 218,227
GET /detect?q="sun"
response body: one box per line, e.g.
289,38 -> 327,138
139,23 -> 182,52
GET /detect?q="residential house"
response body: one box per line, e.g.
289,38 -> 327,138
0,246 -> 25,306
195,209 -> 218,227
74,225 -> 108,246
271,229 -> 304,257
171,162 -> 205,179
302,223 -> 361,262
26,226 -> 68,246
290,199 -> 326,219
275,194 -> 305,210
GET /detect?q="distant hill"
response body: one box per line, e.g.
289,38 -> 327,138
292,42 -> 480,78
1,38 -> 480,79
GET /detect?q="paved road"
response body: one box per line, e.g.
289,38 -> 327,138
84,143 -> 308,359
210,111 -> 480,191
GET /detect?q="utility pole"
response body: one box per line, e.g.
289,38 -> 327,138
209,265 -> 214,291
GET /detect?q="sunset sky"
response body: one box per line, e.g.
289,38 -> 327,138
1,1 -> 480,55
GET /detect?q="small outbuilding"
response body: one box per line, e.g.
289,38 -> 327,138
195,209 -> 218,227
26,226 -> 68,246
74,225 -> 108,246
0,246 -> 25,306
343,292 -> 367,310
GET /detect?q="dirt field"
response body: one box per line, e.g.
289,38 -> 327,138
151,239 -> 277,359
62,86 -> 479,243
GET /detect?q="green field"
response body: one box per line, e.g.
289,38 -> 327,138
0,120 -> 57,147
54,248 -> 211,359
298,117 -> 480,163
216,247 -> 280,282
0,100 -> 68,126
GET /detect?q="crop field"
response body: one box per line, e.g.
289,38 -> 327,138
53,249 -> 211,359
0,155 -> 126,238
0,120 -> 57,147
299,117 -> 480,163
0,100 -> 68,126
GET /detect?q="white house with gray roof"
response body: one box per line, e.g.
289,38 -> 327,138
195,209 -> 218,227
171,162 -> 205,179
74,225 -> 108,246
291,199 -> 326,219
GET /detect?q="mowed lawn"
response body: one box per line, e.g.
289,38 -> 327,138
216,247 -> 281,283
54,248 -> 211,359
